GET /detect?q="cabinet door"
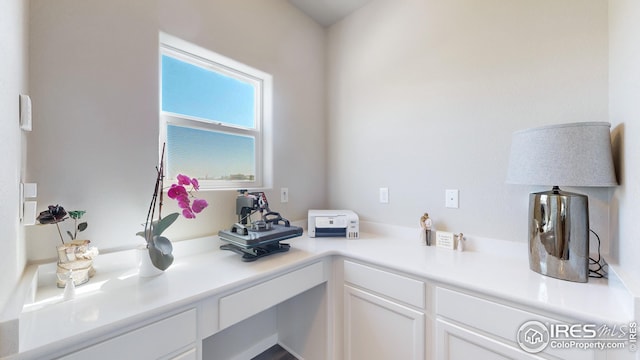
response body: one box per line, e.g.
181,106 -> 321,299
436,318 -> 545,360
344,285 -> 425,360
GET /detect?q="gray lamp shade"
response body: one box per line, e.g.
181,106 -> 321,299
506,122 -> 617,187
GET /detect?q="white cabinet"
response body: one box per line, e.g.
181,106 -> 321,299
436,318 -> 540,360
33,250 -> 628,360
344,285 -> 425,360
435,287 -> 605,360
343,260 -> 426,360
59,308 -> 198,360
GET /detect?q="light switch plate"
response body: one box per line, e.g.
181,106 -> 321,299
23,201 -> 37,226
20,183 -> 38,225
379,187 -> 389,203
23,183 -> 37,198
19,94 -> 32,131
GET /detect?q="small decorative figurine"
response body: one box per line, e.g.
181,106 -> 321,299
419,213 -> 433,246
456,233 -> 465,252
62,270 -> 76,301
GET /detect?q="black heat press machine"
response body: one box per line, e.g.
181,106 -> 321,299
218,190 -> 303,261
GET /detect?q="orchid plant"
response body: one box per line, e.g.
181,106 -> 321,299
137,144 -> 208,271
168,175 -> 209,219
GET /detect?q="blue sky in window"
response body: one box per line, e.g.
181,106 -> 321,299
162,55 -> 256,180
167,125 -> 255,180
162,55 -> 255,128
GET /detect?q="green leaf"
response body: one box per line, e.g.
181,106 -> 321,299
148,236 -> 174,270
66,230 -> 74,240
153,213 -> 179,236
77,222 -> 88,232
68,210 -> 86,220
152,235 -> 173,255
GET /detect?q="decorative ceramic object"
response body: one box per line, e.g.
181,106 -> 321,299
456,233 -> 465,252
59,270 -> 76,301
56,240 -> 98,287
137,246 -> 164,277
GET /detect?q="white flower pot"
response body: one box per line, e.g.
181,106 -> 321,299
137,246 -> 164,277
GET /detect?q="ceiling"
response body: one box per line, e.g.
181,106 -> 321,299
287,0 -> 373,27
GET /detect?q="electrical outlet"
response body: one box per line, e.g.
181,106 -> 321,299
379,187 -> 389,203
281,187 -> 289,203
445,189 -> 459,208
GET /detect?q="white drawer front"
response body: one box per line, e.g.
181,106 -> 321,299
436,287 -> 596,360
344,260 -> 425,309
437,287 -> 547,341
219,261 -> 325,329
59,309 -> 197,360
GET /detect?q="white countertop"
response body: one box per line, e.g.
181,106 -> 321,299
2,224 -> 636,359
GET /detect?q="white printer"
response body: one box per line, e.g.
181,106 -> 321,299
308,210 -> 359,239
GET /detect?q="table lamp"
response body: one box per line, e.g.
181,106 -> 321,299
506,122 -> 617,282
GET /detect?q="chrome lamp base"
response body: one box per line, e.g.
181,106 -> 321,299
528,187 -> 589,283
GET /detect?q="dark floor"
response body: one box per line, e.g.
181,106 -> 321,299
251,344 -> 297,360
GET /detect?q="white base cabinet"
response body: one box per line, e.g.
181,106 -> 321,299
437,318 -> 539,360
344,285 -> 425,360
342,260 -> 427,360
44,255 -> 631,360
339,260 -> 631,360
434,287 -> 616,360
56,261 -> 328,360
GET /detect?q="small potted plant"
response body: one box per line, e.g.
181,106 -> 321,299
37,205 -> 98,287
136,143 -> 208,275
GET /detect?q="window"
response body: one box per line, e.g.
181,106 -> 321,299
159,33 -> 272,189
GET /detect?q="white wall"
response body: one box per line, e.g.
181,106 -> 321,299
326,0 -> 611,247
26,0 -> 326,262
0,0 -> 28,311
17,0 -> 638,286
609,0 -> 640,283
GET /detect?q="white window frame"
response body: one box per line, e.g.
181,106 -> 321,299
159,32 -> 273,190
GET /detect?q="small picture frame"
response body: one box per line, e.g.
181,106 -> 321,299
436,231 -> 455,249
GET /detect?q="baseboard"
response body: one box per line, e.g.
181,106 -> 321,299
228,333 -> 278,360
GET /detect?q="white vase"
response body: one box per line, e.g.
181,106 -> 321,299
136,246 -> 164,277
